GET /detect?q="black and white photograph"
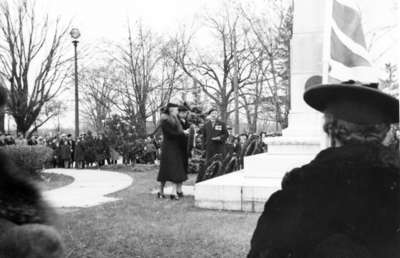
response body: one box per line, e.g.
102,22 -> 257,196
0,0 -> 398,257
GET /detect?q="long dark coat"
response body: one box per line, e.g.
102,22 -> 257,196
84,136 -> 96,163
95,138 -> 108,161
248,143 -> 400,258
66,139 -> 75,161
157,115 -> 188,183
74,141 -> 85,162
201,120 -> 229,160
59,144 -> 71,161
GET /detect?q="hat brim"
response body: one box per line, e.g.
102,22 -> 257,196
207,109 -> 217,115
304,83 -> 399,124
166,103 -> 179,108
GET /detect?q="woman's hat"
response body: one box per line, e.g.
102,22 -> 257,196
166,103 -> 179,109
303,80 -> 399,124
206,108 -> 217,115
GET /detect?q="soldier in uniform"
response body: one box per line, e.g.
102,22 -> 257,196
200,109 -> 229,161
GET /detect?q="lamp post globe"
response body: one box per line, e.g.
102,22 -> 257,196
70,28 -> 81,40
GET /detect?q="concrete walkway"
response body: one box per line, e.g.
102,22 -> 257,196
42,168 -> 133,208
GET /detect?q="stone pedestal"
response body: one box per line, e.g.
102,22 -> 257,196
194,0 -> 331,211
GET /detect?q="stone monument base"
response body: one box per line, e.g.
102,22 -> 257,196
194,137 -> 320,212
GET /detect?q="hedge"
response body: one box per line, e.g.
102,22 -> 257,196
0,145 -> 54,177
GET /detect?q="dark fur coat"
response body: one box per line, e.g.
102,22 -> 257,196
0,150 -> 63,257
0,150 -> 54,227
248,143 -> 400,258
157,114 -> 188,183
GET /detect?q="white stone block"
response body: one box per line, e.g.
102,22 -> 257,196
243,152 -> 316,179
264,137 -> 320,154
291,34 -> 324,75
194,171 -> 245,211
292,0 -> 328,33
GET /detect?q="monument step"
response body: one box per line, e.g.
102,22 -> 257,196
264,136 -> 321,153
195,171 -> 245,211
243,152 -> 317,178
194,171 -> 283,212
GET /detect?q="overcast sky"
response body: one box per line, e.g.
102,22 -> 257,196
28,0 -> 399,131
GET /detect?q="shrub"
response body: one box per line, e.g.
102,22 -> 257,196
1,145 -> 54,177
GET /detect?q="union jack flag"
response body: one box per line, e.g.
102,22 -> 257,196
328,0 -> 378,83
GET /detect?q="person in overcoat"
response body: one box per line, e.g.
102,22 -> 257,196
59,139 -> 71,168
66,134 -> 75,168
157,103 -> 188,200
74,136 -> 85,168
200,109 -> 229,161
95,134 -> 108,167
84,131 -> 96,167
248,80 -> 400,258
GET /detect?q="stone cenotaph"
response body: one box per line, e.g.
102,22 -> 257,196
194,0 -> 331,211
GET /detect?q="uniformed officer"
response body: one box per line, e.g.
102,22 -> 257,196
200,109 -> 229,161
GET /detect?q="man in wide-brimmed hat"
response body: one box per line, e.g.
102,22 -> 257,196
248,80 -> 400,258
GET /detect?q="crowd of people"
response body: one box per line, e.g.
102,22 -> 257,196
0,131 -> 162,169
0,119 -> 271,173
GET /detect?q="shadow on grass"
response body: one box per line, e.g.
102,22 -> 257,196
38,172 -> 75,191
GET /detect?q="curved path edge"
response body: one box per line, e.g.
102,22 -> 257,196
42,168 -> 133,208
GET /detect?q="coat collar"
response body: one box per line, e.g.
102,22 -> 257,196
282,143 -> 400,189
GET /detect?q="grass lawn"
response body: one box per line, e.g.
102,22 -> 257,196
54,165 -> 260,258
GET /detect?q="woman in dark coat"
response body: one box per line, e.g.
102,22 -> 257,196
157,103 -> 188,200
248,81 -> 400,258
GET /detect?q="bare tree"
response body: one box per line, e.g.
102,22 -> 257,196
0,0 -> 71,136
239,46 -> 267,133
170,8 -> 258,123
43,99 -> 67,133
241,0 -> 293,130
115,23 -> 183,137
80,63 -> 119,134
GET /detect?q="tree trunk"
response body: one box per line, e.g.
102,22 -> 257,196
244,106 -> 252,133
252,100 -> 260,133
137,103 -> 147,137
0,110 -> 4,133
220,104 -> 228,124
136,117 -> 147,138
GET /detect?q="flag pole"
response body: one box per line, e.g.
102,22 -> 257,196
396,0 -> 400,150
320,0 -> 333,149
322,0 -> 333,85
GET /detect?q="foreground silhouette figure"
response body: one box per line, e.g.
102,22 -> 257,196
0,86 -> 63,258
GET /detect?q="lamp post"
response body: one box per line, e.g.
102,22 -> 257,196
70,28 -> 81,139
